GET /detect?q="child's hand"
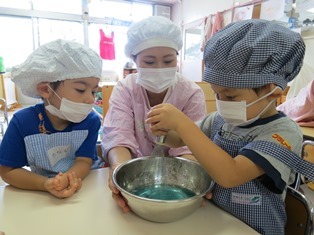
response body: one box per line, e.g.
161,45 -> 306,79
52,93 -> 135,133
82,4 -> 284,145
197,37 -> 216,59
53,172 -> 69,191
201,191 -> 213,207
146,103 -> 185,133
44,172 -> 81,198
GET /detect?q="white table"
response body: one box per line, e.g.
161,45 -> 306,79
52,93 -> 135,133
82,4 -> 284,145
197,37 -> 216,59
301,126 -> 314,140
0,168 -> 259,235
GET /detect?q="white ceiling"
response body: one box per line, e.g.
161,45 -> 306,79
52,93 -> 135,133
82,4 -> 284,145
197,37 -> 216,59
143,0 -> 181,5
101,0 -> 180,5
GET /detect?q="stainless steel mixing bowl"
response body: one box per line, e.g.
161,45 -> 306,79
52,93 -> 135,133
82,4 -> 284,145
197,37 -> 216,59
112,156 -> 215,223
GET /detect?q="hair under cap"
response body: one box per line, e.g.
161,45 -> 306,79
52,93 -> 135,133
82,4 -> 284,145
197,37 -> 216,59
124,16 -> 183,58
11,39 -> 103,98
203,19 -> 305,90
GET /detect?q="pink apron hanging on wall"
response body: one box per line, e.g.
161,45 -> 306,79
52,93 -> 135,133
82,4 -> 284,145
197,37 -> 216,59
99,29 -> 116,60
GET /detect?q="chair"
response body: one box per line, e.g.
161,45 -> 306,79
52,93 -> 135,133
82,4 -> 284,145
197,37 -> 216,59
294,141 -> 314,191
0,98 -> 8,136
285,186 -> 314,235
96,143 -> 104,161
301,140 -> 314,180
96,142 -> 108,167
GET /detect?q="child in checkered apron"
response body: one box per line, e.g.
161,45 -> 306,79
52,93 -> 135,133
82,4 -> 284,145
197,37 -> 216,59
146,19 -> 312,234
0,39 -> 104,198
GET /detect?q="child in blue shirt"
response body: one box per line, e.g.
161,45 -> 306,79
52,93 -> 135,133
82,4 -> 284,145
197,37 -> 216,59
0,39 -> 103,198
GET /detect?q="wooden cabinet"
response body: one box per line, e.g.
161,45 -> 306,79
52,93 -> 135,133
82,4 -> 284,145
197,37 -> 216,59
0,74 -> 4,99
98,81 -> 216,118
0,73 -> 18,108
96,82 -> 116,118
196,81 -> 216,113
101,84 -> 114,117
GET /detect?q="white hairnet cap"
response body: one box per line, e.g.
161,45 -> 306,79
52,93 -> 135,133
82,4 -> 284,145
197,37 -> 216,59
124,16 -> 183,58
12,39 -> 103,98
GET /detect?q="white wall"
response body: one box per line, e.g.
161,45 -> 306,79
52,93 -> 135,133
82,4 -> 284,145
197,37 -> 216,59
287,29 -> 314,98
173,0 -> 235,25
172,0 -> 257,81
303,29 -> 314,66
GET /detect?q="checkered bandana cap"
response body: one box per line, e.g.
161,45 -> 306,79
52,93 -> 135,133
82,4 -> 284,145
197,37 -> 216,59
203,19 -> 305,90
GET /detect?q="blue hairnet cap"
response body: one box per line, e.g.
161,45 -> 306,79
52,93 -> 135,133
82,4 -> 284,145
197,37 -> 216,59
203,19 -> 305,90
124,16 -> 183,58
12,39 -> 103,98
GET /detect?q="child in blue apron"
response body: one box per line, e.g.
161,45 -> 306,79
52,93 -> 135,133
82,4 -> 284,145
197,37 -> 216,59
0,39 -> 103,198
146,19 -> 312,234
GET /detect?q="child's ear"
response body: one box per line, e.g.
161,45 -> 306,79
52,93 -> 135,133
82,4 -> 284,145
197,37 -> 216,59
37,82 -> 51,99
268,83 -> 283,99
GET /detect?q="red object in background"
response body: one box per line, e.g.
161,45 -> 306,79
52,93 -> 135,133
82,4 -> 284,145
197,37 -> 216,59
99,29 -> 116,60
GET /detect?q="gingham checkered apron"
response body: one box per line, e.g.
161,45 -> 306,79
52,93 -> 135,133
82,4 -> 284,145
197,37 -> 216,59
210,117 -> 286,235
24,130 -> 88,177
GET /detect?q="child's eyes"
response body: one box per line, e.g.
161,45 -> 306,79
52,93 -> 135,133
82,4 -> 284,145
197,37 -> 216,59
76,89 -> 85,93
75,89 -> 97,96
216,93 -> 237,101
144,60 -> 174,65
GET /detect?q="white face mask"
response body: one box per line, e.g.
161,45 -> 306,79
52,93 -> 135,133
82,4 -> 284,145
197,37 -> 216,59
136,67 -> 178,93
216,87 -> 281,127
45,86 -> 94,123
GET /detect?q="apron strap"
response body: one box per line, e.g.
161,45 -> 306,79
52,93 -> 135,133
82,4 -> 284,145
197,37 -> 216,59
245,140 -> 314,181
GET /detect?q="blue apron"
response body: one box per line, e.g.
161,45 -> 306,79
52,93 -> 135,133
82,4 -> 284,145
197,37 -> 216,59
25,130 -> 88,177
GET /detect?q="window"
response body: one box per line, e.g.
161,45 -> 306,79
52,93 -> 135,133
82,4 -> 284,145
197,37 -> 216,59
184,26 -> 203,60
0,0 -> 154,79
131,2 -> 153,22
89,23 -> 129,78
89,0 -> 153,22
0,16 -> 33,69
32,0 -> 82,15
38,19 -> 84,46
88,1 -> 153,79
0,0 -> 31,9
89,0 -> 132,20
